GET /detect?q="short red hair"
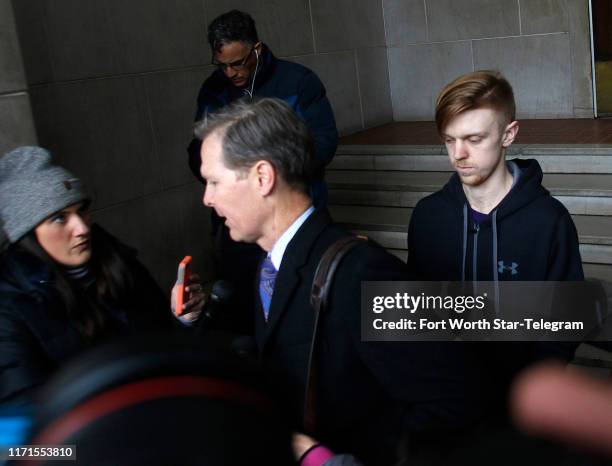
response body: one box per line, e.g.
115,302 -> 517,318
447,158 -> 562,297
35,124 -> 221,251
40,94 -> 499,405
435,70 -> 516,135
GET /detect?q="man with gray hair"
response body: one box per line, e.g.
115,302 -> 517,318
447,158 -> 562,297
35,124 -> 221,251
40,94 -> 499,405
188,10 -> 338,331
195,97 -> 486,465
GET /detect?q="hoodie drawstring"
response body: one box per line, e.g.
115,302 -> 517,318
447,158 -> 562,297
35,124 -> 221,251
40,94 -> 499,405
461,203 -> 468,281
492,210 -> 500,315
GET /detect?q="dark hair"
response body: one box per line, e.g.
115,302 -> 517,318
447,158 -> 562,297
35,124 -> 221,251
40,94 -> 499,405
207,10 -> 259,52
435,70 -> 516,136
15,224 -> 136,341
194,98 -> 316,194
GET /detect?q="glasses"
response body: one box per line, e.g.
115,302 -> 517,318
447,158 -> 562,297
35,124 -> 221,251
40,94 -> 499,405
212,47 -> 254,71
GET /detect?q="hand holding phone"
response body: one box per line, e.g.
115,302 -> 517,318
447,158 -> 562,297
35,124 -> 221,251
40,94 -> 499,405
175,256 -> 192,316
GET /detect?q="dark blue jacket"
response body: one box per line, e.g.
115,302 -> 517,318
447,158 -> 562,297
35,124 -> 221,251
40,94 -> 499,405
187,44 -> 338,207
0,226 -> 173,407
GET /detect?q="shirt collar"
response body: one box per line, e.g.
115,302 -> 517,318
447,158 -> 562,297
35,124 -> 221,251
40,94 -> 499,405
269,206 -> 315,270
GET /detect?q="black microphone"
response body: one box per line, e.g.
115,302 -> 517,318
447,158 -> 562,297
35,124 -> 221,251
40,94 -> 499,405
195,280 -> 235,335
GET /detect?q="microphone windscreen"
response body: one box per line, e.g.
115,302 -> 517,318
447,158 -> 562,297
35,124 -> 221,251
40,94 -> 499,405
211,280 -> 235,303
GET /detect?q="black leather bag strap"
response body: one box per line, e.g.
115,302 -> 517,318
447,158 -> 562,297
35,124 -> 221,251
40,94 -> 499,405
303,235 -> 367,434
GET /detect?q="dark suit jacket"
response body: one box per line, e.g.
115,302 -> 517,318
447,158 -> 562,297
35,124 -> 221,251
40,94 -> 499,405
254,209 -> 486,465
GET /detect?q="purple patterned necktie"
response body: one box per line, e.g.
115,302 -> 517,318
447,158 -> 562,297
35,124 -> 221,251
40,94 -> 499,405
259,255 -> 277,321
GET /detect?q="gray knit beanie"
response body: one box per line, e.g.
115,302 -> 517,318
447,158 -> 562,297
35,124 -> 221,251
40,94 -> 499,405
0,146 -> 89,243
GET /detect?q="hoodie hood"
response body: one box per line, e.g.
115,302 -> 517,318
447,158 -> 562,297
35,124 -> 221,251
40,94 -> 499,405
442,158 -> 550,224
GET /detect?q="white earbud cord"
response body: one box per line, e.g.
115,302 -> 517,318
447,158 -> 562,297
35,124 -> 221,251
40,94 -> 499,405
244,48 -> 260,100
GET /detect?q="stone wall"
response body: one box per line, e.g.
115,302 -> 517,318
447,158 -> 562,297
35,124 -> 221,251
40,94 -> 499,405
384,0 -> 594,120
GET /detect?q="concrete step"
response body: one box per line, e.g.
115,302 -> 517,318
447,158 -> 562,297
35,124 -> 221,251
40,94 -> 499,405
330,207 -> 612,247
581,244 -> 612,265
329,188 -> 612,216
333,144 -> 612,174
327,171 -> 612,198
388,249 -> 407,262
583,264 -> 612,288
331,155 -> 612,173
337,144 -> 612,156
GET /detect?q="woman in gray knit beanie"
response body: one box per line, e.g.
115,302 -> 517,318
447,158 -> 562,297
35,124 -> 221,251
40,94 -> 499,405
0,146 -> 204,407
0,146 -> 92,263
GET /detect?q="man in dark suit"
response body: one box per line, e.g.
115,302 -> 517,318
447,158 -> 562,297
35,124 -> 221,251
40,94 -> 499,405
196,97 -> 485,465
187,10 -> 338,333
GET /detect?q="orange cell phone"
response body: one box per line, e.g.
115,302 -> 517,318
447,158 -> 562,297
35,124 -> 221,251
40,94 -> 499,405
175,256 -> 192,316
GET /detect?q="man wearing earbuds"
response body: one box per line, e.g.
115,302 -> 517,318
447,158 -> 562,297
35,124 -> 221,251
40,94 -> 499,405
187,10 -> 338,330
187,9 -> 338,207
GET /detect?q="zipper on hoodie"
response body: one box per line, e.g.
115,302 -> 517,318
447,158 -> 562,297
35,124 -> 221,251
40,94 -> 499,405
472,223 -> 479,282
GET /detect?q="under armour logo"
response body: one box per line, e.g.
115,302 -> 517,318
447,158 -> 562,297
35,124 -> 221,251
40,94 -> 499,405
498,261 -> 518,275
